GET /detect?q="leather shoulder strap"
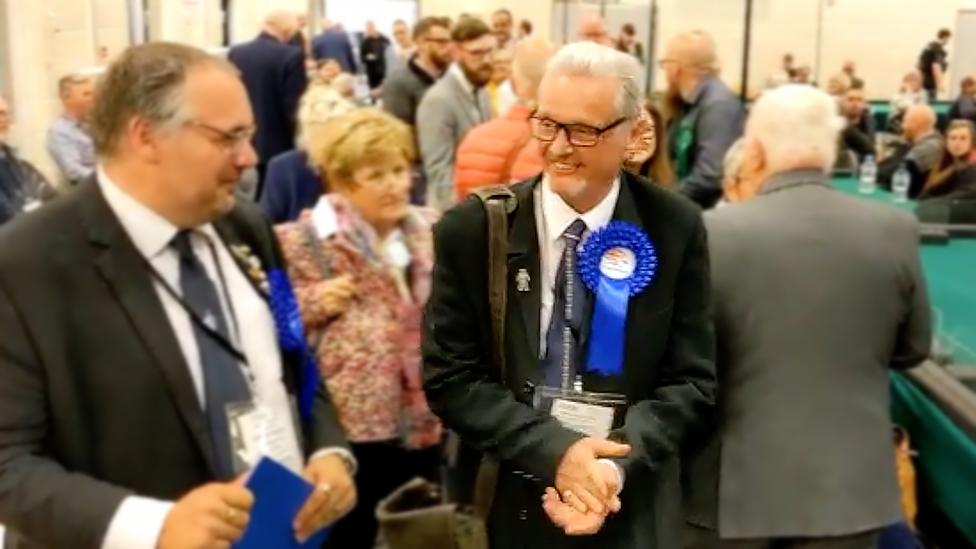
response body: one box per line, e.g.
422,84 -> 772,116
471,187 -> 517,382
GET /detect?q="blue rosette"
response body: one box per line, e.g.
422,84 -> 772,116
577,221 -> 658,377
267,269 -> 319,421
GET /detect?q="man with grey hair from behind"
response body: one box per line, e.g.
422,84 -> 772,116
0,42 -> 356,549
423,41 -> 715,548
685,84 -> 931,549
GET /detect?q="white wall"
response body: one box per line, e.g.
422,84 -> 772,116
6,0 -> 976,180
647,0 -> 976,99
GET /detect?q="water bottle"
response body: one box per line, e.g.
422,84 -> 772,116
858,155 -> 877,194
892,163 -> 911,203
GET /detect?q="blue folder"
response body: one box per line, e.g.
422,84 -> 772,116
233,457 -> 331,549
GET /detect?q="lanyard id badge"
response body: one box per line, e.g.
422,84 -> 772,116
227,386 -> 305,475
533,378 -> 627,439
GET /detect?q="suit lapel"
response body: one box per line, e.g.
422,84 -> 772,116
507,178 -> 542,361
448,75 -> 481,128
79,181 -> 218,475
212,217 -> 269,302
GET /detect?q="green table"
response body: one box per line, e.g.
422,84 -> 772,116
869,101 -> 952,132
834,177 -> 976,543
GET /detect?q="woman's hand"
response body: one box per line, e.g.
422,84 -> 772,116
320,274 -> 357,317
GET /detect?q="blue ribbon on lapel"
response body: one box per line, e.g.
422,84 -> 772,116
267,269 -> 318,421
578,221 -> 658,377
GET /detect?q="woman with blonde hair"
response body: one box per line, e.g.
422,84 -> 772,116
275,108 -> 442,549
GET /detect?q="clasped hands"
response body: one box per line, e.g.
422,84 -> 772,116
543,437 -> 631,536
158,454 -> 356,549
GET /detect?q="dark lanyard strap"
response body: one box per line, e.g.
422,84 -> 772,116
143,231 -> 251,370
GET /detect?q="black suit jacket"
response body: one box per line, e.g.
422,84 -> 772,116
423,172 -> 716,548
228,33 -> 308,165
0,181 -> 347,548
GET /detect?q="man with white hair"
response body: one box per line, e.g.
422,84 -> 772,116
229,11 -> 307,196
685,84 -> 931,549
424,41 -> 715,548
661,30 -> 745,209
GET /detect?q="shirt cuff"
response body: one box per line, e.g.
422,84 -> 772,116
597,458 -> 626,495
100,496 -> 173,549
309,447 -> 359,476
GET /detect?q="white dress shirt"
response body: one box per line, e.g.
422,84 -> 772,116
532,176 -> 625,492
96,170 -> 350,549
534,176 -> 621,357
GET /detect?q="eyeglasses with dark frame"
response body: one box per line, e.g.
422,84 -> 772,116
529,112 -> 629,147
184,120 -> 256,153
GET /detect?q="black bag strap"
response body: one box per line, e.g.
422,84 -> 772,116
468,186 -> 517,520
470,186 -> 517,382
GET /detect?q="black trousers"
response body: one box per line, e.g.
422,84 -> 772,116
322,440 -> 440,549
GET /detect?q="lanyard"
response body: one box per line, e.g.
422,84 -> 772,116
142,232 -> 253,380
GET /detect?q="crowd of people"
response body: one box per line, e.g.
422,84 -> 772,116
0,6 -> 968,549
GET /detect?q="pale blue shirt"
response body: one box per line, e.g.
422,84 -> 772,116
46,115 -> 95,185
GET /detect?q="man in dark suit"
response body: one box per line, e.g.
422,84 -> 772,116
0,42 -> 354,549
423,41 -> 716,548
685,84 -> 931,549
228,11 -> 308,196
311,20 -> 358,74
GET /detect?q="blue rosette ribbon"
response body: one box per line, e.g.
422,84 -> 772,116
577,221 -> 658,377
267,268 -> 319,421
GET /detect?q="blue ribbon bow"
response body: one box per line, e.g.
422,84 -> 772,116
577,221 -> 658,377
267,269 -> 319,421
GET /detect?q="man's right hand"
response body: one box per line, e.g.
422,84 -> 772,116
554,437 -> 630,515
158,480 -> 254,549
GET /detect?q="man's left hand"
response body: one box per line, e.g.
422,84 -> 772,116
542,487 -> 607,536
293,454 -> 357,543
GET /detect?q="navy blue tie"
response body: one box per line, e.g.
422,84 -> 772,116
171,230 -> 252,479
542,219 -> 587,388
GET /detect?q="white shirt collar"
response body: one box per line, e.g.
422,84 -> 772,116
97,166 -> 218,258
450,63 -> 477,95
540,175 -> 620,243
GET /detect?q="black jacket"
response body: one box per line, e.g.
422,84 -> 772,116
229,33 -> 308,164
0,181 -> 347,548
423,171 -> 717,548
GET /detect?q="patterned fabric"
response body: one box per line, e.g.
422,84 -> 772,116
275,195 -> 442,448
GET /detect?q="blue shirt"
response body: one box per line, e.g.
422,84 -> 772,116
46,115 -> 95,185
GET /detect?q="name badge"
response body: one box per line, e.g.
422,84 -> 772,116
550,398 -> 615,439
533,384 -> 627,439
227,387 -> 304,475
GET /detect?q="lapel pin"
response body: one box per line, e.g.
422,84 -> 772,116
516,268 -> 531,292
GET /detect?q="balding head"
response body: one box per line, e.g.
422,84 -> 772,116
661,30 -> 719,99
902,104 -> 936,141
745,84 -> 842,179
510,37 -> 556,102
264,11 -> 299,42
577,14 -> 610,45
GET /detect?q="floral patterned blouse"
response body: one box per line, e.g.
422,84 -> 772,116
275,195 -> 442,448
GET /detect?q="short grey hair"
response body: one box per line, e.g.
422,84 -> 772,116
746,84 -> 843,172
545,41 -> 642,119
90,42 -> 237,156
58,73 -> 92,97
